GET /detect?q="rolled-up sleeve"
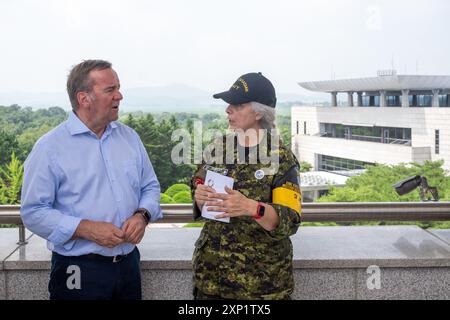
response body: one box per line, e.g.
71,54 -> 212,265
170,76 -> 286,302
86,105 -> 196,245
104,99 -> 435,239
266,204 -> 301,240
20,143 -> 82,247
190,164 -> 206,221
136,137 -> 162,222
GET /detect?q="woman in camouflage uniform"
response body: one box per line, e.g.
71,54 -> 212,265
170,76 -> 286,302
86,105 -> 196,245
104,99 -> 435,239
191,73 -> 302,300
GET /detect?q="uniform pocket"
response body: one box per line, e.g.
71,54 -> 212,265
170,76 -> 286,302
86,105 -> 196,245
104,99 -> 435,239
194,233 -> 208,249
192,233 -> 209,272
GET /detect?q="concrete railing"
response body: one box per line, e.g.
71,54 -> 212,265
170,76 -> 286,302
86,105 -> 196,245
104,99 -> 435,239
2,202 -> 450,245
1,225 -> 450,300
1,202 -> 450,300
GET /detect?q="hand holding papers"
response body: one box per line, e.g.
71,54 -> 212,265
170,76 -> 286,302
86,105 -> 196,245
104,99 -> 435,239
201,170 -> 234,223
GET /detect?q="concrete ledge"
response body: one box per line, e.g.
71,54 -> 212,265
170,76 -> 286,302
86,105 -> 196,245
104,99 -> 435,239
1,226 -> 450,300
428,229 -> 450,245
0,229 -> 33,300
293,226 -> 450,268
0,271 -> 5,300
0,229 -> 24,269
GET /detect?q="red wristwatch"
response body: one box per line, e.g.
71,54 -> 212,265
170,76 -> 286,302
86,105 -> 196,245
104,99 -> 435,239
252,202 -> 265,220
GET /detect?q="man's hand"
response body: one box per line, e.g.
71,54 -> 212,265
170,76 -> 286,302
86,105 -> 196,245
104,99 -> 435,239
194,184 -> 216,210
206,186 -> 258,219
121,214 -> 147,244
74,220 -> 125,248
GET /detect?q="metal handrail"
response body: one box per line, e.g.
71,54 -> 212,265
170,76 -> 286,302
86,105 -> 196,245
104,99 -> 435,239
2,202 -> 450,245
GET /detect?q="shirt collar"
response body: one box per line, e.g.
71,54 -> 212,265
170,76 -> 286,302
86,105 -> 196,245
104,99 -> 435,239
66,111 -> 118,136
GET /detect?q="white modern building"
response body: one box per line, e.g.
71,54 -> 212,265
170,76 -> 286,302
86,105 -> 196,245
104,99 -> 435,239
292,70 -> 450,173
300,171 -> 348,202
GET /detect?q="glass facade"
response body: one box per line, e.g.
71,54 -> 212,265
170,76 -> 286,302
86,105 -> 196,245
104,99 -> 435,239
320,123 -> 411,145
409,95 -> 432,107
439,95 -> 449,107
362,95 -> 380,107
356,92 -> 450,107
386,95 -> 401,106
319,154 -> 374,171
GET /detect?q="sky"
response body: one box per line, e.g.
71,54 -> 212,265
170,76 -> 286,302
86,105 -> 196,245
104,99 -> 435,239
0,0 -> 449,97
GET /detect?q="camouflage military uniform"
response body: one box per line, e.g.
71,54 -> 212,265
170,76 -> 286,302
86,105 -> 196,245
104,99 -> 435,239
191,134 -> 302,300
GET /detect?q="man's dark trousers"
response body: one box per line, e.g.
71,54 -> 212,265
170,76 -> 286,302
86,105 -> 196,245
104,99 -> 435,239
49,247 -> 141,300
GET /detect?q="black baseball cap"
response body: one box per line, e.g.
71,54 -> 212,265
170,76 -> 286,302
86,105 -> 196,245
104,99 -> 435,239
213,72 -> 277,108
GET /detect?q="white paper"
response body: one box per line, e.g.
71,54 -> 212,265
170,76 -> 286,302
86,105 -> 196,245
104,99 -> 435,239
201,170 -> 234,223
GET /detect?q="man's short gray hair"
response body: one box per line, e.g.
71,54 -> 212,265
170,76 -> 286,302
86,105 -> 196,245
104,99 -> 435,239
250,101 -> 276,130
67,59 -> 112,110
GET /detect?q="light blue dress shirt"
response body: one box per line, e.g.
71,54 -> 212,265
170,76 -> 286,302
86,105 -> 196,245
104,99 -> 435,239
20,111 -> 162,256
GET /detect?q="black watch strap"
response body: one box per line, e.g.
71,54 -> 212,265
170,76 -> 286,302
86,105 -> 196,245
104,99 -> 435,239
134,208 -> 151,224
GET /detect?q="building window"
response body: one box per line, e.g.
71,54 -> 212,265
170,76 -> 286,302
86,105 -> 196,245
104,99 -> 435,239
410,95 -> 432,107
386,95 -> 401,107
318,154 -> 374,172
435,130 -> 440,154
439,95 -> 449,107
304,121 -> 307,135
362,95 -> 380,107
296,121 -> 299,134
319,123 -> 411,145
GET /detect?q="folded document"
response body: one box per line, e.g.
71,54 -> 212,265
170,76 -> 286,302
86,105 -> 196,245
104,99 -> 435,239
201,170 -> 234,223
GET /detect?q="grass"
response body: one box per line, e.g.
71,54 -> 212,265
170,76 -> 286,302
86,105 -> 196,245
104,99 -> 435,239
182,221 -> 450,229
183,223 -> 205,228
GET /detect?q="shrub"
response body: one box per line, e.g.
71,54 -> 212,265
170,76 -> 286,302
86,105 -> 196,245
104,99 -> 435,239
165,183 -> 190,198
172,191 -> 192,203
160,193 -> 175,204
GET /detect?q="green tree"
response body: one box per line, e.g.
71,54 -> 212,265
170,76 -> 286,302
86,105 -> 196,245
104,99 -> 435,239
276,114 -> 292,148
0,130 -> 20,166
124,113 -> 137,129
0,105 -> 66,162
299,161 -> 312,173
0,153 -> 24,204
318,161 -> 449,203
124,114 -> 195,191
317,161 -> 450,229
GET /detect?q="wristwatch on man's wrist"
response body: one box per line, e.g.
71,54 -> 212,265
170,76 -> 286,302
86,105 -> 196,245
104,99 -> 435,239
134,208 -> 151,225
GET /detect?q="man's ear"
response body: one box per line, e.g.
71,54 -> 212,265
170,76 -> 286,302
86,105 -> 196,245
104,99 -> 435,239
255,113 -> 263,121
76,91 -> 90,109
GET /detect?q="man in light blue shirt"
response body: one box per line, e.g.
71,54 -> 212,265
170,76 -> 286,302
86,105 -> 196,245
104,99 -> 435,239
21,60 -> 162,300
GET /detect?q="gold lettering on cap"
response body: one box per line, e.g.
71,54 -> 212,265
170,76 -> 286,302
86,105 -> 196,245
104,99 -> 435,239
238,78 -> 249,92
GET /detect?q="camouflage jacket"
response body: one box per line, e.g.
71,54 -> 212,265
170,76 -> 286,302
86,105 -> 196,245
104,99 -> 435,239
190,134 -> 302,299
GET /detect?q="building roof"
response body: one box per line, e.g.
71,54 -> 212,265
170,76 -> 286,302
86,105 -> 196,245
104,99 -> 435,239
300,171 -> 349,191
298,75 -> 450,93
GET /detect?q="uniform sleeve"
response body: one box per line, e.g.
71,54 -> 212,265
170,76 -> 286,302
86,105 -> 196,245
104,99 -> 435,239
190,164 -> 206,221
266,154 -> 302,240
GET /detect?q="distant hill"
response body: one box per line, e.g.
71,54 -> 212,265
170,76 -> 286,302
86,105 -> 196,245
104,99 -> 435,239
0,84 -> 328,112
